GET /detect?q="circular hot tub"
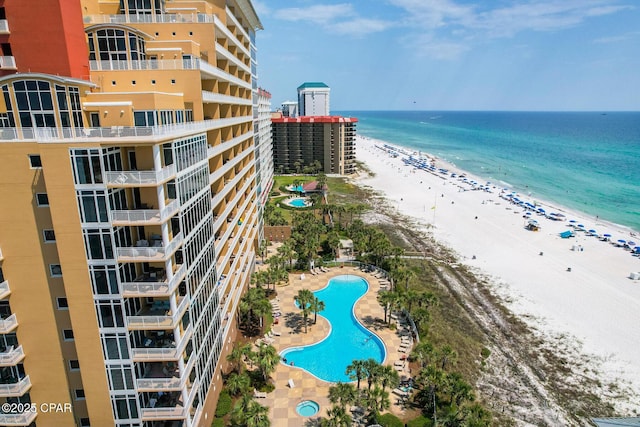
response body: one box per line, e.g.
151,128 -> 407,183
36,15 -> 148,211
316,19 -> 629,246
296,400 -> 320,417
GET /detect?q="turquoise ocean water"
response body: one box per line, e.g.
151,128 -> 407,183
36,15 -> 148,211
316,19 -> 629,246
337,111 -> 640,232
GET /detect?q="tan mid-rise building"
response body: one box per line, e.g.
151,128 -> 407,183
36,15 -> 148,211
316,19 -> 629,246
0,0 -> 264,426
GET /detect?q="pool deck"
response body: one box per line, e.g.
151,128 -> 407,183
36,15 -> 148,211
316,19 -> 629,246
256,266 -> 411,426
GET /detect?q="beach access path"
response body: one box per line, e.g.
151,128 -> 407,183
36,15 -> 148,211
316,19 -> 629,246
355,135 -> 640,411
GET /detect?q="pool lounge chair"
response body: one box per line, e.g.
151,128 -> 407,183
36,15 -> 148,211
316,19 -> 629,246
288,379 -> 295,388
253,389 -> 267,398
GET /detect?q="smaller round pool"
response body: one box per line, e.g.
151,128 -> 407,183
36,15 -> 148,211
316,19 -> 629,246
296,400 -> 320,417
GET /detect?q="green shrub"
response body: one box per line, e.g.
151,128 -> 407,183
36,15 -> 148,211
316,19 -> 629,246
377,413 -> 404,427
211,418 -> 225,427
481,347 -> 491,359
407,415 -> 434,427
214,391 -> 231,417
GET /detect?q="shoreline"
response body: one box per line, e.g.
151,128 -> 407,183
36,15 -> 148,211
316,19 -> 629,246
354,134 -> 640,413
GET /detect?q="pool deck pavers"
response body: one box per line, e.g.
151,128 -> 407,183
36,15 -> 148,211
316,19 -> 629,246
255,266 -> 411,426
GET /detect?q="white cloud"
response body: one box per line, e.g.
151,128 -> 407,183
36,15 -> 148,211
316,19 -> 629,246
252,1 -> 270,17
274,4 -> 355,24
329,18 -> 394,37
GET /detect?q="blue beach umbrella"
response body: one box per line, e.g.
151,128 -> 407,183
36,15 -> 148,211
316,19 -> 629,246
603,233 -> 612,238
628,241 -> 636,246
588,229 -> 597,233
569,219 -> 577,223
617,239 -> 626,244
578,224 -> 585,228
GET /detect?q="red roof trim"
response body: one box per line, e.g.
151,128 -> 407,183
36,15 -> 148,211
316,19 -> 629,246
271,115 -> 358,123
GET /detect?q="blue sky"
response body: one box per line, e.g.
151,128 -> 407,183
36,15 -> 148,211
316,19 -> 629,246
252,0 -> 640,111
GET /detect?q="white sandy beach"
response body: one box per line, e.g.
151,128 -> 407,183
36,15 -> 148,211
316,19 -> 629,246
355,135 -> 640,411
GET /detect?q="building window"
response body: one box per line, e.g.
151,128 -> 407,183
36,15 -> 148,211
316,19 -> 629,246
80,418 -> 90,426
83,229 -> 114,260
71,149 -> 103,184
69,360 -> 80,371
63,329 -> 74,341
50,264 -> 62,277
13,80 -> 55,128
29,155 -> 42,168
43,229 -> 56,242
74,389 -> 85,400
77,190 -> 108,223
36,193 -> 49,206
57,297 -> 68,309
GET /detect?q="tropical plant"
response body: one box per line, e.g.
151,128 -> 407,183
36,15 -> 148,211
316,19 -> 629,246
230,394 -> 253,425
226,372 -> 251,396
226,343 -> 252,374
363,358 -> 381,391
294,289 -> 314,333
438,345 -> 458,371
377,291 -> 396,325
321,405 -> 352,427
328,382 -> 357,410
345,359 -> 366,390
378,364 -> 400,393
255,342 -> 281,382
244,400 -> 271,427
310,296 -> 325,324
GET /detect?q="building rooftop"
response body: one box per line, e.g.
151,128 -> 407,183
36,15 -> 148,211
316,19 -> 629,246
297,82 -> 329,90
271,115 -> 357,124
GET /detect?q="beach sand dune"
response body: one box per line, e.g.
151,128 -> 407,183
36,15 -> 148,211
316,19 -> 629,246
355,135 -> 640,416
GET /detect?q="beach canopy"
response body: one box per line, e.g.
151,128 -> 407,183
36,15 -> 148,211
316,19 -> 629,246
617,239 -> 626,244
628,241 -> 636,246
603,233 -> 612,237
569,219 -> 577,223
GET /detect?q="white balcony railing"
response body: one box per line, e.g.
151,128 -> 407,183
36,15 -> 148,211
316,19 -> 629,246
84,13 -> 216,25
121,264 -> 186,298
127,296 -> 188,330
0,410 -> 37,426
136,374 -> 183,392
0,375 -> 31,397
0,314 -> 18,334
0,345 -> 25,367
0,20 -> 9,34
140,405 -> 187,421
90,59 -> 199,71
0,116 -> 254,142
117,232 -> 183,262
0,56 -> 16,69
0,280 -> 10,300
110,199 -> 180,225
105,164 -> 176,187
131,324 -> 192,361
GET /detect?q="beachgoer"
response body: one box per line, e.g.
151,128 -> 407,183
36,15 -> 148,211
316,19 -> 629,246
475,216 -> 478,220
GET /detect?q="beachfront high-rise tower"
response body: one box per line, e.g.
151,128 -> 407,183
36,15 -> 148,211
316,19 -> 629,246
0,0 -> 263,426
255,88 -> 274,241
297,82 -> 330,116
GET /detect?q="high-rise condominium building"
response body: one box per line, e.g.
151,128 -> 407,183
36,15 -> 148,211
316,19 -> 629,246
271,115 -> 357,175
255,88 -> 273,241
0,0 -> 263,426
297,82 -> 330,116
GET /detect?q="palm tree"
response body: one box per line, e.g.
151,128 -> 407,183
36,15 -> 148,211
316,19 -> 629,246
444,372 -> 474,407
411,341 -> 435,368
328,382 -> 357,410
377,291 -> 396,325
294,289 -> 314,333
310,296 -> 325,324
255,342 -> 280,382
321,405 -> 351,427
363,358 -> 381,391
245,400 -> 271,427
277,240 -> 296,270
258,238 -> 269,263
226,372 -> 251,396
415,364 -> 446,421
366,385 -> 391,414
463,403 -> 492,427
231,393 -> 253,425
227,343 -> 251,373
378,365 -> 400,393
345,359 -> 366,390
326,231 -> 341,260
438,345 -> 458,371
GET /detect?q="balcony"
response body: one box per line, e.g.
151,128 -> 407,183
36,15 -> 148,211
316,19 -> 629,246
127,296 -> 188,330
140,405 -> 187,421
90,59 -> 199,71
202,90 -> 252,106
136,363 -> 185,392
0,20 -> 9,34
84,13 -> 216,24
0,375 -> 31,397
0,410 -> 37,426
0,346 -> 25,367
116,232 -> 183,263
132,325 -> 192,362
105,164 -> 176,187
122,264 -> 186,298
0,281 -> 10,300
110,199 -> 180,226
0,315 -> 18,334
0,57 -> 16,70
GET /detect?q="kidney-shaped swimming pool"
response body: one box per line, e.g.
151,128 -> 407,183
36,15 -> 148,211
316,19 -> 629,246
280,275 -> 386,382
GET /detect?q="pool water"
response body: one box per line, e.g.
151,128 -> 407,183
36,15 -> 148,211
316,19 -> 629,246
296,400 -> 320,417
289,198 -> 307,208
281,275 -> 386,382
